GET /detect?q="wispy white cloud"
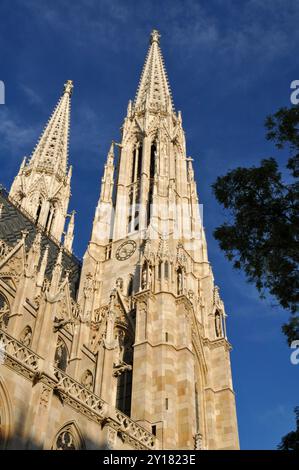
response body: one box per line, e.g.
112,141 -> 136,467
0,107 -> 38,155
19,84 -> 43,106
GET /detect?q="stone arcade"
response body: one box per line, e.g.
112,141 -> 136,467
0,30 -> 239,450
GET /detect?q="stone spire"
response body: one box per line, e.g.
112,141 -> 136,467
90,142 -> 115,246
10,81 -> 74,242
28,80 -> 73,174
134,29 -> 174,111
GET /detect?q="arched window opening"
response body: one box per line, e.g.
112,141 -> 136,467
147,141 -> 156,227
36,197 -> 43,222
150,142 -> 156,180
46,201 -> 57,233
131,149 -> 136,183
0,294 -> 10,330
129,142 -> 142,233
131,141 -> 143,184
54,337 -> 68,372
52,423 -> 84,450
165,261 -> 169,279
136,143 -> 143,180
127,275 -> 133,296
158,261 -> 162,280
115,330 -> 133,417
147,186 -> 153,227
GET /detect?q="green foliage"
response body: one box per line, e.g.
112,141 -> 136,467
212,105 -> 299,345
277,407 -> 299,450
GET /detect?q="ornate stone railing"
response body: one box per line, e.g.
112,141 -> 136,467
54,368 -> 107,417
0,328 -> 40,371
54,369 -> 156,449
0,327 -> 157,450
115,409 -> 156,449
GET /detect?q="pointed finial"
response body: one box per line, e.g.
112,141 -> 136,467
63,80 -> 73,96
150,29 -> 161,44
108,141 -> 115,156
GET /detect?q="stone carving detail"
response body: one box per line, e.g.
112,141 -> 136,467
80,369 -> 94,391
177,268 -> 184,295
177,243 -> 187,267
54,430 -> 76,450
40,385 -> 51,408
0,329 -> 40,370
19,326 -> 32,347
0,240 -> 10,258
54,369 -> 106,417
106,426 -> 117,449
0,294 -> 10,329
42,278 -> 50,293
194,432 -> 203,450
83,273 -> 95,298
115,410 -> 156,449
115,277 -> 123,292
187,289 -> 194,301
116,240 -> 136,261
54,337 -> 68,371
215,311 -> 222,338
113,327 -> 133,376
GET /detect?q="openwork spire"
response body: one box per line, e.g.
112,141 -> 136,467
134,30 -> 174,111
29,80 -> 73,175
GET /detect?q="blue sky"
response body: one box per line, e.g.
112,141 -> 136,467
0,0 -> 298,449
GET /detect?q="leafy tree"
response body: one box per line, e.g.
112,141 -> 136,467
277,407 -> 299,450
212,105 -> 299,345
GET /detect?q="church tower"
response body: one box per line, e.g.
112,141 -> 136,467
80,30 -> 239,450
10,80 -> 74,248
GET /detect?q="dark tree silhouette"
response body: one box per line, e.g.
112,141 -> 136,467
212,105 -> 299,345
277,407 -> 299,450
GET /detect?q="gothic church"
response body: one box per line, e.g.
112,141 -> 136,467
0,30 -> 239,450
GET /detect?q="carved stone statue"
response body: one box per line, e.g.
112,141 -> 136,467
116,329 -> 126,365
177,270 -> 183,295
215,312 -> 222,337
19,326 -> 32,347
116,277 -> 123,292
148,265 -> 152,289
141,267 -> 147,289
81,370 -> 93,391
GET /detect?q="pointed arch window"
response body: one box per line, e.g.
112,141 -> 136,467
150,142 -> 156,180
158,261 -> 163,280
127,274 -> 133,296
146,141 -> 156,227
164,261 -> 169,279
52,422 -> 84,450
46,200 -> 57,233
36,197 -> 43,223
115,329 -> 133,417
